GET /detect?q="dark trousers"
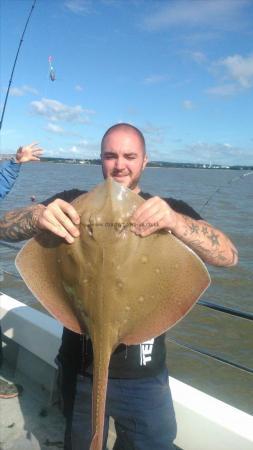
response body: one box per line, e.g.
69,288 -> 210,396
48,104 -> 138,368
64,368 -> 177,450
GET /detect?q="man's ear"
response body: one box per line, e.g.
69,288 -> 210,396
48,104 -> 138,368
142,154 -> 148,171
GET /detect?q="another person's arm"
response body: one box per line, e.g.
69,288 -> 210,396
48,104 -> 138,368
0,160 -> 21,199
131,196 -> 238,268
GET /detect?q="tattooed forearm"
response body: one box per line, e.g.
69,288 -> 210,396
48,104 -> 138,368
174,215 -> 238,267
0,204 -> 45,242
184,237 -> 228,264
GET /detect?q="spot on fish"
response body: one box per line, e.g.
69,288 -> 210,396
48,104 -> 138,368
62,282 -> 75,297
81,309 -> 89,320
87,225 -> 93,237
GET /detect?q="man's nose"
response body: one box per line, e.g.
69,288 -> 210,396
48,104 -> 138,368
115,157 -> 125,170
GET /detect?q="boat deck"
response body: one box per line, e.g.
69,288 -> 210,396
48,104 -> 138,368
0,363 -> 116,450
1,361 -> 65,450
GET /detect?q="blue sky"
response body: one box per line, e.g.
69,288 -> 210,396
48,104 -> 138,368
1,0 -> 253,165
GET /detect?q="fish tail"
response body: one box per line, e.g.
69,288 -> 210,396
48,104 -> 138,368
89,432 -> 99,450
89,337 -> 111,450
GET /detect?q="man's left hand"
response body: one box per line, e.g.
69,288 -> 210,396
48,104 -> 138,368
131,196 -> 178,237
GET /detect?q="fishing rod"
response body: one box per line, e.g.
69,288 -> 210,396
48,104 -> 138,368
199,171 -> 253,212
0,0 -> 37,131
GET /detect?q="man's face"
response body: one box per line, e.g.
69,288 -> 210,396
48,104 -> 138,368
101,128 -> 148,193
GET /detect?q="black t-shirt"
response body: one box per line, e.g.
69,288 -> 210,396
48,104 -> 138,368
43,189 -> 202,378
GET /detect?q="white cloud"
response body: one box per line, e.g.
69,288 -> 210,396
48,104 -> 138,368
9,87 -> 24,97
206,53 -> 253,96
46,139 -> 100,159
142,0 -> 250,31
141,122 -> 170,155
45,123 -> 65,134
184,141 -> 250,165
10,85 -> 38,97
22,85 -> 39,95
181,31 -> 221,45
70,139 -> 98,155
142,122 -> 164,135
30,98 -> 95,123
75,84 -> 84,91
69,145 -> 79,154
218,54 -> 253,88
206,83 -> 239,96
190,51 -> 207,64
64,0 -> 93,14
182,100 -> 194,110
143,74 -> 168,85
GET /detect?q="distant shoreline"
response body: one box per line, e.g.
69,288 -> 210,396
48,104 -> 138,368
0,155 -> 252,171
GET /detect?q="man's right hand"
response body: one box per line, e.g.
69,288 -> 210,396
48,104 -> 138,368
36,199 -> 80,244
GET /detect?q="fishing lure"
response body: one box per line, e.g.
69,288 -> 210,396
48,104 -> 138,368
48,56 -> 56,81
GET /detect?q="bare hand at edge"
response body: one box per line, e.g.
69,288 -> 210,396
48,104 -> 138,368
36,199 -> 80,244
15,142 -> 43,163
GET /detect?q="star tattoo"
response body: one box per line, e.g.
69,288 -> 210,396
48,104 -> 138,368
208,232 -> 220,246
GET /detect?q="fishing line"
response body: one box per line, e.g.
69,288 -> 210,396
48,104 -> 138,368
0,269 -> 21,280
167,337 -> 253,374
0,0 -> 37,131
42,56 -> 56,98
199,171 -> 253,212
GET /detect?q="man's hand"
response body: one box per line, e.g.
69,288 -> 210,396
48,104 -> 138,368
131,196 -> 238,267
15,142 -> 43,163
36,199 -> 80,244
131,196 -> 177,237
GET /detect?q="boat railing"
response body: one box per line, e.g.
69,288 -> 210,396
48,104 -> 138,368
198,298 -> 253,321
0,239 -> 252,375
168,299 -> 253,375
